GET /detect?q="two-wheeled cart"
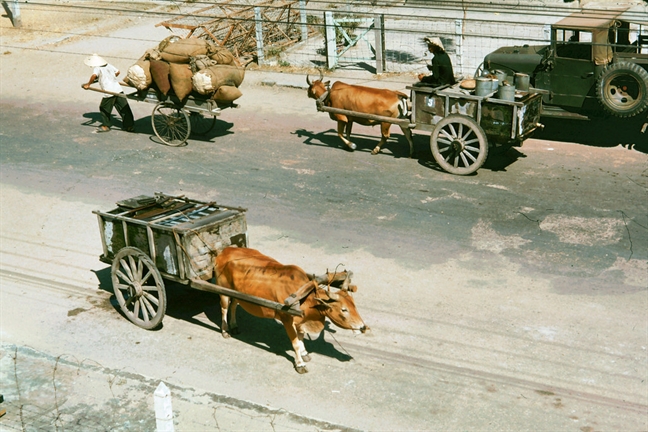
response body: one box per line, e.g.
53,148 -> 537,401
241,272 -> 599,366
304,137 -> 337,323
315,83 -> 543,175
84,85 -> 237,146
93,193 -> 347,330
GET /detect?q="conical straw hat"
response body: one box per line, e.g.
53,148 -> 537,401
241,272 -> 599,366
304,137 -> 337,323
84,53 -> 108,67
423,37 -> 445,51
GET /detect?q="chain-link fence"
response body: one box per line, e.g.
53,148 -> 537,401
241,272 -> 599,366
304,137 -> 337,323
157,0 -> 646,79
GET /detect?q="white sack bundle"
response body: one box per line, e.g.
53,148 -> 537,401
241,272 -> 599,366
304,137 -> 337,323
192,65 -> 245,95
125,60 -> 151,90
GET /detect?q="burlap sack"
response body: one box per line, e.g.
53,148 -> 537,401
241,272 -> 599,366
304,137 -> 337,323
169,63 -> 193,100
150,60 -> 171,95
145,48 -> 162,61
125,57 -> 152,90
192,65 -> 245,95
208,46 -> 237,65
160,38 -> 209,64
189,55 -> 219,74
212,85 -> 242,103
158,35 -> 181,52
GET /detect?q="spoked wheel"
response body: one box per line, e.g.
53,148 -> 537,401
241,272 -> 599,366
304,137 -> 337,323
189,112 -> 217,136
111,247 -> 166,329
430,114 -> 488,175
152,102 -> 191,146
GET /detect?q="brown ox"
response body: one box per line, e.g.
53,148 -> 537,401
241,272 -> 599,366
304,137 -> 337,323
307,73 -> 414,157
215,247 -> 367,374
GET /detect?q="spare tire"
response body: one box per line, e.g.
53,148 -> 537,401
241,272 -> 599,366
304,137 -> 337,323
596,62 -> 648,118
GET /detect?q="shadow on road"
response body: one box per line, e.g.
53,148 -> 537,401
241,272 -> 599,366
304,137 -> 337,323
296,127 -> 425,159
536,115 -> 647,153
81,112 -> 234,145
296,128 -> 524,173
93,267 -> 353,367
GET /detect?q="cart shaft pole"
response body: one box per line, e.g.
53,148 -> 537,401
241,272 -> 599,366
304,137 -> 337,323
190,279 -> 304,317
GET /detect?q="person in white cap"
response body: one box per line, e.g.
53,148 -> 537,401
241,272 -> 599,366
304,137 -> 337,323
82,53 -> 134,133
417,37 -> 456,87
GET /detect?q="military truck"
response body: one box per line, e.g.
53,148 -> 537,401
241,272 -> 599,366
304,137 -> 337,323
481,8 -> 648,121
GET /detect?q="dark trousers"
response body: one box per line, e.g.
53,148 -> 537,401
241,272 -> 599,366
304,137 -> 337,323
100,95 -> 134,129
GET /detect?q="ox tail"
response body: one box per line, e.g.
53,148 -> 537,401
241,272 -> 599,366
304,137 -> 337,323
397,94 -> 410,119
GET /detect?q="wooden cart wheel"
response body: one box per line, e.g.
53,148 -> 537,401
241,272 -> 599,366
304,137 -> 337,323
430,114 -> 489,175
111,247 -> 166,329
152,102 -> 191,146
189,112 -> 217,136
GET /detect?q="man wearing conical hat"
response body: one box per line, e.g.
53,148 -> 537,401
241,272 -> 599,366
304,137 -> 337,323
82,54 -> 134,133
417,37 -> 456,87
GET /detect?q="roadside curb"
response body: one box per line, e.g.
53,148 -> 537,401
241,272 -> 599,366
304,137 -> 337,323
0,344 -> 360,432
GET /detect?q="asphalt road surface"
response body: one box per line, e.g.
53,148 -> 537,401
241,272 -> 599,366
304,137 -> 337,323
1,13 -> 647,432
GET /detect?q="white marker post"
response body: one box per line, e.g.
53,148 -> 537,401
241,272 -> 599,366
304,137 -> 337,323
154,382 -> 174,432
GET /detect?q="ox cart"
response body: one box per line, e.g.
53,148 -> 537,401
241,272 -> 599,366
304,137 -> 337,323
83,85 -> 237,146
315,83 -> 543,175
93,193 -> 344,329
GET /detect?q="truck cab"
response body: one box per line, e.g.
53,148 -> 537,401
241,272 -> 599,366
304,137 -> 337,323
482,8 -> 648,118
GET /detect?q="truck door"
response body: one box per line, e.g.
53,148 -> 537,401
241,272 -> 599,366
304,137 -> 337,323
547,29 -> 598,109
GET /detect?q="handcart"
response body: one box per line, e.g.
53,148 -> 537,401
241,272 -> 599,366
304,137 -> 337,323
315,83 -> 543,175
93,193 -> 347,330
83,86 -> 237,146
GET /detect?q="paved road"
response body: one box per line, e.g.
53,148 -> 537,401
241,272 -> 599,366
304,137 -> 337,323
1,9 -> 647,432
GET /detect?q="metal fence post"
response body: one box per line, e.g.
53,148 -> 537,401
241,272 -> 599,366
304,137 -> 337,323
299,0 -> 308,42
255,7 -> 265,65
154,382 -> 174,432
2,0 -> 21,27
12,0 -> 21,27
454,19 -> 463,77
374,14 -> 385,73
325,11 -> 337,69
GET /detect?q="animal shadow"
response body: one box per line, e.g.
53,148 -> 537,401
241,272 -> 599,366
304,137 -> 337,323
224,307 -> 353,365
92,269 -> 352,365
295,128 -> 415,159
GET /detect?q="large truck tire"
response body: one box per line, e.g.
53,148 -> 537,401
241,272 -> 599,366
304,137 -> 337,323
596,62 -> 648,118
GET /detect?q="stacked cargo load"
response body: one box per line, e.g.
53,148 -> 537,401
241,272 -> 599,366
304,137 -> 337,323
123,36 -> 245,104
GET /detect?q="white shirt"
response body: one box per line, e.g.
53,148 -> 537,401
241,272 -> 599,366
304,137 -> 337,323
93,64 -> 122,97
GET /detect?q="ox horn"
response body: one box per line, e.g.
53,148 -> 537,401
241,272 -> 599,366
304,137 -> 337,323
306,74 -> 311,85
323,287 -> 339,301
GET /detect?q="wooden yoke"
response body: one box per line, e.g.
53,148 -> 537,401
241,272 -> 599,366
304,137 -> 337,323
283,280 -> 318,307
283,270 -> 355,307
312,270 -> 354,288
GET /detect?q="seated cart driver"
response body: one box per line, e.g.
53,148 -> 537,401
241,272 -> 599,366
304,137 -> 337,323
417,37 -> 456,87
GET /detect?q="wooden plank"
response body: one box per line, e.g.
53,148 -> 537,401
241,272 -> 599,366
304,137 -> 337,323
190,279 -> 304,317
317,104 -> 412,127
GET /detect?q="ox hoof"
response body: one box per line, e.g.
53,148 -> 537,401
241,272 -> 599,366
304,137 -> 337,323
295,365 -> 309,374
221,331 -> 231,339
347,143 -> 357,151
371,146 -> 381,155
302,354 -> 311,363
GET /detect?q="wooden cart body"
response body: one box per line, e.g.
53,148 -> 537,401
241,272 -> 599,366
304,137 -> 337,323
94,193 -> 248,283
314,83 -> 543,175
93,193 -> 305,329
126,87 -> 232,118
85,86 -> 237,146
409,85 -> 543,145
